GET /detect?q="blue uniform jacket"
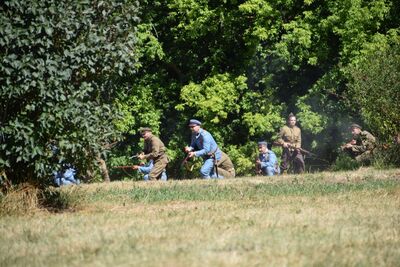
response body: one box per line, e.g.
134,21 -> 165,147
189,129 -> 222,160
259,151 -> 278,169
138,160 -> 153,174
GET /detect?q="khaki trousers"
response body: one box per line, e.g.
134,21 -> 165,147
149,155 -> 168,180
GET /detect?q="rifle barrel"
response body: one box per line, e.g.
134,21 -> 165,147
114,166 -> 136,169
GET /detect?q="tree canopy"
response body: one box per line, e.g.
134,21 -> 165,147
1,0 -> 399,185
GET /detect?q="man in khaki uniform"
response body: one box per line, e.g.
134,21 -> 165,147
341,124 -> 376,164
138,127 -> 168,180
275,113 -> 305,174
216,151 -> 235,178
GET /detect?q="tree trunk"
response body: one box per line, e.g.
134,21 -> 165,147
96,154 -> 110,182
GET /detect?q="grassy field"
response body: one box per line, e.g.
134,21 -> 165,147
1,167 -> 400,267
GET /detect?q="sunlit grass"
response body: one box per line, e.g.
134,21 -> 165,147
1,167 -> 399,266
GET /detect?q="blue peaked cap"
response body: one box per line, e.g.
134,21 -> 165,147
258,141 -> 268,146
189,119 -> 202,126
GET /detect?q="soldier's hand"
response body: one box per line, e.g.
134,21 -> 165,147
188,151 -> 195,158
184,146 -> 191,153
132,165 -> 140,170
138,153 -> 145,160
344,143 -> 353,149
283,142 -> 289,148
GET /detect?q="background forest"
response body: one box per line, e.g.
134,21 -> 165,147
1,0 -> 399,185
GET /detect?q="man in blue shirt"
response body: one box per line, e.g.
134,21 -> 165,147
184,119 -> 235,179
256,141 -> 280,176
53,165 -> 80,186
50,143 -> 80,186
133,160 -> 167,181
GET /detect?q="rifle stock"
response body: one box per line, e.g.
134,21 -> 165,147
113,165 -> 139,170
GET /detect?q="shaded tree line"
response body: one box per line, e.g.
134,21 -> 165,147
1,0 -> 399,186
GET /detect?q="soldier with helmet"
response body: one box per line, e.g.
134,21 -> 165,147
341,124 -> 376,164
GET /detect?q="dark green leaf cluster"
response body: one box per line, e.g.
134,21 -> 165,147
347,41 -> 400,141
0,0 -> 140,184
2,0 -> 400,183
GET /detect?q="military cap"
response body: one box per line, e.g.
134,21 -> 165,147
139,127 -> 152,133
258,141 -> 268,147
350,123 -> 362,130
189,119 -> 202,126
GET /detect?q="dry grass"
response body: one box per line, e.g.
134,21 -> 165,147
0,183 -> 41,215
1,167 -> 399,266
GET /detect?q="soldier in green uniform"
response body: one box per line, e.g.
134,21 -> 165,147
341,124 -> 376,164
275,113 -> 305,174
138,127 -> 169,180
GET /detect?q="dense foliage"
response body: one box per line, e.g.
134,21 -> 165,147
347,41 -> 400,141
0,0 -> 140,184
1,0 -> 399,185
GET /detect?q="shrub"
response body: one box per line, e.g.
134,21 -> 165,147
347,40 -> 400,142
331,153 -> 361,171
0,0 -> 141,185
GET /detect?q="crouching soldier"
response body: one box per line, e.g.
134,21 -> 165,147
256,141 -> 280,176
137,127 -> 169,180
341,124 -> 376,164
184,119 -> 235,179
132,159 -> 167,181
53,165 -> 80,186
49,142 -> 80,186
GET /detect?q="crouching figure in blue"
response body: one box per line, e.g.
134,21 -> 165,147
50,143 -> 80,186
53,164 -> 80,186
134,160 -> 167,181
255,141 -> 280,176
184,119 -> 235,179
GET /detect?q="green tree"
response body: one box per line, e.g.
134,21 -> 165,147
129,0 -> 400,175
347,40 -> 400,141
0,0 -> 140,185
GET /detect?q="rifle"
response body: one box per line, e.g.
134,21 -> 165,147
180,152 -> 196,172
340,140 -> 356,150
254,146 -> 262,175
129,154 -> 140,159
295,146 -> 317,158
286,144 -> 331,164
276,143 -> 317,157
212,153 -> 219,178
181,153 -> 190,167
113,165 -> 139,170
274,141 -> 329,164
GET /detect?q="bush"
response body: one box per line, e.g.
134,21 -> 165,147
41,186 -> 87,211
331,153 -> 361,171
372,144 -> 400,169
0,0 -> 141,185
347,40 -> 400,142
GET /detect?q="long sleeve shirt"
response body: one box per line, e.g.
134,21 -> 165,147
143,134 -> 167,160
138,160 -> 154,174
276,125 -> 302,148
189,128 -> 222,160
259,151 -> 278,169
351,130 -> 376,153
